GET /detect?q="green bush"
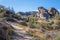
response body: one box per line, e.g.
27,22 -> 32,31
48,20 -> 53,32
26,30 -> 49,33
28,15 -> 38,28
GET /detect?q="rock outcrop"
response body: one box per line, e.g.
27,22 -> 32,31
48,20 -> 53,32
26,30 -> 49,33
48,7 -> 59,17
37,7 -> 59,19
37,7 -> 50,20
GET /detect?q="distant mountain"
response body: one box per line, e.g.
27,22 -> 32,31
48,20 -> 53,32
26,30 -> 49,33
16,11 -> 38,16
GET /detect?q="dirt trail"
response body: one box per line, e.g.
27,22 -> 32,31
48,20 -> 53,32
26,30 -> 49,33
7,22 -> 39,40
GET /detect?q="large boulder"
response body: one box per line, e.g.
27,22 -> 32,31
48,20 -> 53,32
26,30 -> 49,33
37,7 -> 59,20
48,7 -> 59,17
37,7 -> 50,19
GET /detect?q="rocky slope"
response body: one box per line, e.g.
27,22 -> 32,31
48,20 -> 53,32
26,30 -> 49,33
0,5 -> 60,40
7,22 -> 39,40
0,22 -> 13,40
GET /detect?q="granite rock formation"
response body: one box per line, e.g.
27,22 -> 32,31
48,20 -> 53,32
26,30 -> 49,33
48,7 -> 59,18
37,7 -> 59,19
37,7 -> 50,20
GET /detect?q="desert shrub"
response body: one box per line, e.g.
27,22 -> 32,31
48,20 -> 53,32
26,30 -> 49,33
21,16 -> 29,22
37,13 -> 60,30
40,13 -> 59,30
7,29 -> 13,36
28,31 -> 42,40
54,36 -> 60,40
0,22 -> 13,40
28,15 -> 39,28
55,37 -> 60,40
19,21 -> 27,26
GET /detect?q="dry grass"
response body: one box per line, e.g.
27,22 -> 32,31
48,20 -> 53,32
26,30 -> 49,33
27,29 -> 46,40
17,19 -> 60,40
17,23 -> 47,40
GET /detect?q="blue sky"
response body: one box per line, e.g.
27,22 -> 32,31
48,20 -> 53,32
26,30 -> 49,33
0,0 -> 60,12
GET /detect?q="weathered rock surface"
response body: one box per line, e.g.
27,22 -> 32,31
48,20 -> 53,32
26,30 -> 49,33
48,7 -> 59,17
37,7 -> 50,19
37,7 -> 59,19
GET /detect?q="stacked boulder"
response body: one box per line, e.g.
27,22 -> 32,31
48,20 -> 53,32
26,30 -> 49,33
48,7 -> 59,18
37,7 -> 59,20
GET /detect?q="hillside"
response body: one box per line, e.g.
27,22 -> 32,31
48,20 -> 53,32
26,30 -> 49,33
0,5 -> 60,40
